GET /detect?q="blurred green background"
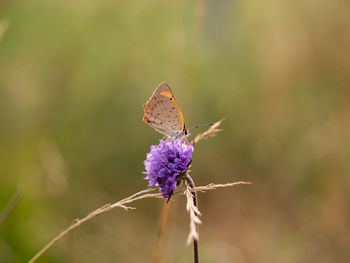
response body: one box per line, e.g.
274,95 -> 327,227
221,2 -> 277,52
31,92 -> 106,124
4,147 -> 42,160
1,0 -> 349,262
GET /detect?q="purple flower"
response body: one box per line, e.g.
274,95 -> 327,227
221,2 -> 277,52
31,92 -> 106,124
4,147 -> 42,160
143,139 -> 194,198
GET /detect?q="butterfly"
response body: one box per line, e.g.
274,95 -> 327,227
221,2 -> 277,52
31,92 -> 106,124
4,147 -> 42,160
143,82 -> 189,139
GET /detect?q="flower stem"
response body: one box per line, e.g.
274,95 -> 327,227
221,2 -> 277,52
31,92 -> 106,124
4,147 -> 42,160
152,200 -> 171,263
185,174 -> 199,263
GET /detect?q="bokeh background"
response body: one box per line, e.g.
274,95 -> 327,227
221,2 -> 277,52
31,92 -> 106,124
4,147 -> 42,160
1,0 -> 349,262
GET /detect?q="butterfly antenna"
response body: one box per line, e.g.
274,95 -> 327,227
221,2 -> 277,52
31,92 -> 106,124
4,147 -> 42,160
189,122 -> 214,130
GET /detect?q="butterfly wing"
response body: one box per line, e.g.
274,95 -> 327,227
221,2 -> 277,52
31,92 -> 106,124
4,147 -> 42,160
143,82 -> 185,137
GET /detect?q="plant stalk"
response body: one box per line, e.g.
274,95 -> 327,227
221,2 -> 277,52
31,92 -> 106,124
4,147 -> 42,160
185,174 -> 199,263
152,200 -> 171,263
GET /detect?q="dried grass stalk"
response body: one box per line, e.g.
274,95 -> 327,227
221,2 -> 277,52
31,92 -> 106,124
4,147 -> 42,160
185,182 -> 202,245
193,119 -> 224,145
29,181 -> 250,263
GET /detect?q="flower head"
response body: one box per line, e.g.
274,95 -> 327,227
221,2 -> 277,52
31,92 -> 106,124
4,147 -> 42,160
143,139 -> 194,198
